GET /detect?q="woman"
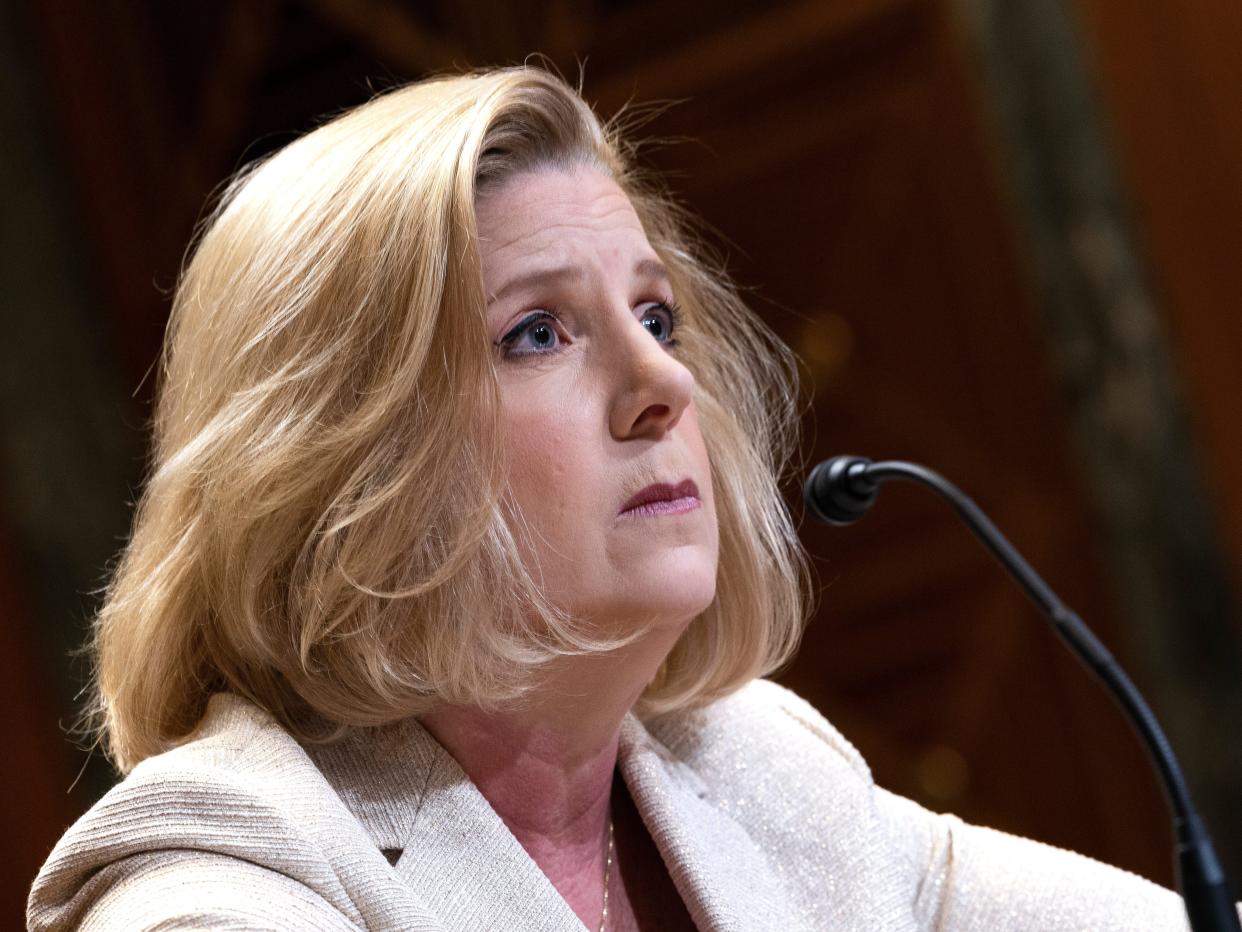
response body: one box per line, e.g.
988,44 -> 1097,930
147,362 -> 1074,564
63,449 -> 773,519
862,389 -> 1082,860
29,66 -> 1195,930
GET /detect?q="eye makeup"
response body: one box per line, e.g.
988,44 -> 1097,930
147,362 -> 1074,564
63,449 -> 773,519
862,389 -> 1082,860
492,299 -> 684,360
494,309 -> 566,359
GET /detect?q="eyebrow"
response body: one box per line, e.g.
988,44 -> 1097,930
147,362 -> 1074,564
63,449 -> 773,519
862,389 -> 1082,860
487,258 -> 670,306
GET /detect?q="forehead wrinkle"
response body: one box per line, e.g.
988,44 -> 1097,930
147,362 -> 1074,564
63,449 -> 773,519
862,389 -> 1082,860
482,237 -> 576,300
482,222 -> 654,301
479,203 -> 647,260
476,171 -> 657,305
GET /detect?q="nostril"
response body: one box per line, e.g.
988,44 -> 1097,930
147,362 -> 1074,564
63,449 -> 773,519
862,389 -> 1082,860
633,403 -> 671,433
643,403 -> 670,420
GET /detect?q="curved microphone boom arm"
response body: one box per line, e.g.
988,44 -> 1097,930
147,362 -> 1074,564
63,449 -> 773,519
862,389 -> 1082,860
804,455 -> 1240,932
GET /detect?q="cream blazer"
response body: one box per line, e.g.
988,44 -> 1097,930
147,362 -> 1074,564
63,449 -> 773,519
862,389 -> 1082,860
28,680 -> 1195,930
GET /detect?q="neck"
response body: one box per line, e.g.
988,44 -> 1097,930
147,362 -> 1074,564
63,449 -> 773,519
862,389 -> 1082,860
419,619 -> 685,921
423,672 -> 628,844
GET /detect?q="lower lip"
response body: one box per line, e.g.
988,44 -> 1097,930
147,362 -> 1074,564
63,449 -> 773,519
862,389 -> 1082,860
620,496 -> 701,518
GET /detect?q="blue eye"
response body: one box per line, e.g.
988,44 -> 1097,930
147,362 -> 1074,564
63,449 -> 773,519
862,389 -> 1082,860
498,312 -> 563,357
641,302 -> 682,345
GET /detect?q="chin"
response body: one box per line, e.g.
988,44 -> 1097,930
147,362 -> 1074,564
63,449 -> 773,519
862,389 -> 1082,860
612,547 -> 719,628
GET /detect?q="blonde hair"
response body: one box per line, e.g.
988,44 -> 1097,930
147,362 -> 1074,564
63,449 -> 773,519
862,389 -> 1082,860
90,66 -> 808,773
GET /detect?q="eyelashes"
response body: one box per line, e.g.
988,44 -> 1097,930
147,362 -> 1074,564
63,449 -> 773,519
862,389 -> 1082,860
495,302 -> 683,359
497,310 -> 561,352
640,301 -> 682,346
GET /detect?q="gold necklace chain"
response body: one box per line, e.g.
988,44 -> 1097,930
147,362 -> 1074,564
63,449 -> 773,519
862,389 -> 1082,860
597,817 -> 615,932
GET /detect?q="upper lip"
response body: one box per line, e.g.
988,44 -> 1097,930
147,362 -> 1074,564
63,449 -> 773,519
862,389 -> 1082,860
619,479 -> 700,515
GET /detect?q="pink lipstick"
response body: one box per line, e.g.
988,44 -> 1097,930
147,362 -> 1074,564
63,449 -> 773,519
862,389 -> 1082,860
618,479 -> 701,518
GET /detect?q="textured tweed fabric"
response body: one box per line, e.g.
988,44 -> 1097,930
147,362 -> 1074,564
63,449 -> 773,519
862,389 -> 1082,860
28,680 -> 1199,930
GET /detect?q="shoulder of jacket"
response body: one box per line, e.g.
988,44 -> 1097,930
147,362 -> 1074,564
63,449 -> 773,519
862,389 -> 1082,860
127,692 -> 299,780
646,678 -> 873,784
741,679 -> 871,776
73,693 -> 334,849
28,694 -> 364,930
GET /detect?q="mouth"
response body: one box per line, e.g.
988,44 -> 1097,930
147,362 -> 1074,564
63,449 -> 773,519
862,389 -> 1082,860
618,479 -> 701,518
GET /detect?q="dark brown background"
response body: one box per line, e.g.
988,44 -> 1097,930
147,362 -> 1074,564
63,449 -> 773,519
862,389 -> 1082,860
4,0 -> 1241,923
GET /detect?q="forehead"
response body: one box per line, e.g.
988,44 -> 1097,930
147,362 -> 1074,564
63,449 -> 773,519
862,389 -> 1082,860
474,167 -> 652,281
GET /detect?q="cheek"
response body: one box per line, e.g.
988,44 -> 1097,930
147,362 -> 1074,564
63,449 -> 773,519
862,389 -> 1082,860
499,385 -> 594,550
683,404 -> 716,507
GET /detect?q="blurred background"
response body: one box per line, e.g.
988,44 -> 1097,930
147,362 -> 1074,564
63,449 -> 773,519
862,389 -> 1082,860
4,0 -> 1242,922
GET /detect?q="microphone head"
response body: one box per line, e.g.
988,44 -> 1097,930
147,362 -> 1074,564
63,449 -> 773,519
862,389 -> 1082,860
804,455 -> 879,525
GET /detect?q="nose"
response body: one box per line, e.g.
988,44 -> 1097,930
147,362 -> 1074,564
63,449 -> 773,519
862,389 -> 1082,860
608,321 -> 696,441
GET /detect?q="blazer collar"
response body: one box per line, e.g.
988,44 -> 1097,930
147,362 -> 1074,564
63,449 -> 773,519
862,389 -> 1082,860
310,714 -> 589,931
616,716 -> 811,931
309,712 -> 808,931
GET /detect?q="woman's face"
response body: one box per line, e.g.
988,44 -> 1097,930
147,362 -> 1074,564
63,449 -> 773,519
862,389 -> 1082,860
477,166 -> 718,631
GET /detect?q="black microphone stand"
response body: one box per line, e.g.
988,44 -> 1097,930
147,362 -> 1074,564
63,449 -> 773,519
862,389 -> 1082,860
804,455 -> 1240,932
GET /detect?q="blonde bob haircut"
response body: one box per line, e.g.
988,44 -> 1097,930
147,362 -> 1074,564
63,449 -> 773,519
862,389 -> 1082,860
91,65 -> 809,773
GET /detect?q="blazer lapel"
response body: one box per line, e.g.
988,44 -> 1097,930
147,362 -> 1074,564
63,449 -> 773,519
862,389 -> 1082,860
315,712 -> 834,932
398,748 -> 588,932
310,717 -> 587,932
617,716 -> 811,932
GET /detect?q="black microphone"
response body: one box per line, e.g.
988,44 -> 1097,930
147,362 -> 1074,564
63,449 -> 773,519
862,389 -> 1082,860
804,455 -> 1240,932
